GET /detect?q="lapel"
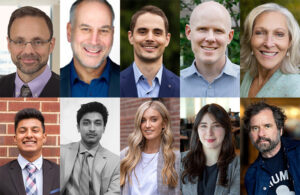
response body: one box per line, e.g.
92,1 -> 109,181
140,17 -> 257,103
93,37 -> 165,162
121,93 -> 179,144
121,65 -> 138,97
159,67 -> 174,97
8,160 -> 26,195
42,159 -> 53,195
91,144 -> 107,195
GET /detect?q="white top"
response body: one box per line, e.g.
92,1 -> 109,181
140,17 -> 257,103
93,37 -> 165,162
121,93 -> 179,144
17,154 -> 43,195
130,152 -> 159,195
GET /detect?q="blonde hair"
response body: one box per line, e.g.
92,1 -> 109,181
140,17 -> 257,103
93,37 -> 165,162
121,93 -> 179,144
120,100 -> 178,187
241,3 -> 300,77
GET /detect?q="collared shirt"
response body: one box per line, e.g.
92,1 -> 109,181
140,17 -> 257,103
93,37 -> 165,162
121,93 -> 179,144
70,58 -> 111,97
15,65 -> 52,97
180,57 -> 240,97
133,62 -> 163,97
65,142 -> 99,195
17,154 -> 43,195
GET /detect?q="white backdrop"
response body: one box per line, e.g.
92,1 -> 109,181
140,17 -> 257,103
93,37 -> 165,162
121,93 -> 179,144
60,98 -> 120,155
60,0 -> 120,67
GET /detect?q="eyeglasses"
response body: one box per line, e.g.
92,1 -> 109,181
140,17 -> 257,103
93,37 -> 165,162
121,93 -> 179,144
9,38 -> 52,50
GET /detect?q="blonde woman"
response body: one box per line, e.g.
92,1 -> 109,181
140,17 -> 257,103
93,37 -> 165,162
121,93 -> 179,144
120,100 -> 180,195
240,3 -> 300,97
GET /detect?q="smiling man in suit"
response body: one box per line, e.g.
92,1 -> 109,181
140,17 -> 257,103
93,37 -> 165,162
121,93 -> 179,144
60,101 -> 120,195
0,108 -> 60,195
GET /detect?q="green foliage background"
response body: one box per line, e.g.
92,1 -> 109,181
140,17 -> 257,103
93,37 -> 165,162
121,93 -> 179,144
120,0 -> 180,75
180,0 -> 240,69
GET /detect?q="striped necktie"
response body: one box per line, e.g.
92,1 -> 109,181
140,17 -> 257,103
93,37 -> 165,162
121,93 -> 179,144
20,85 -> 32,97
25,163 -> 37,195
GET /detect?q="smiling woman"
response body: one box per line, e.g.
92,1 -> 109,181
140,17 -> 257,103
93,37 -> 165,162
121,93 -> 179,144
240,3 -> 300,97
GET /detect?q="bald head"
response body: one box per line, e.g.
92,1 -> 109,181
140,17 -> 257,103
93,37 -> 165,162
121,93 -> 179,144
190,1 -> 232,32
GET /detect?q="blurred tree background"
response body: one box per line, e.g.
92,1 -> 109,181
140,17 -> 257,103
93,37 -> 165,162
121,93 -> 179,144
121,0 -> 180,75
180,0 -> 240,69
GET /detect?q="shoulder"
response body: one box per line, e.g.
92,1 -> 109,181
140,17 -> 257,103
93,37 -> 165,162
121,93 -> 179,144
61,142 -> 78,150
110,60 -> 120,72
0,72 -> 16,83
99,146 -> 120,161
120,146 -> 129,160
180,65 -> 194,78
60,63 -> 71,76
120,65 -> 133,76
49,71 -> 60,83
163,67 -> 179,80
281,73 -> 300,83
43,159 -> 59,170
180,150 -> 189,159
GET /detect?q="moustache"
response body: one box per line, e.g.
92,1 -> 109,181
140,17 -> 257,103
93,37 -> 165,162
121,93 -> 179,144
256,136 -> 271,144
83,44 -> 105,51
17,54 -> 39,61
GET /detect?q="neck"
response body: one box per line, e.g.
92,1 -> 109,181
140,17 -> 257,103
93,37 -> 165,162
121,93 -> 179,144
73,58 -> 106,84
262,142 -> 281,158
17,65 -> 46,83
22,152 -> 42,162
203,147 -> 221,166
144,137 -> 161,154
195,56 -> 225,83
81,140 -> 99,151
135,57 -> 162,86
256,65 -> 279,87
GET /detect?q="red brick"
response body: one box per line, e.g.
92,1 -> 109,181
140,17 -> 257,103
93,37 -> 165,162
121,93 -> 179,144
46,125 -> 60,134
42,102 -> 60,112
29,98 -> 58,101
42,147 -> 60,157
0,148 -> 7,156
9,102 -> 40,111
0,102 -> 7,111
0,158 -> 15,166
7,124 -> 15,134
0,98 -> 24,101
44,114 -> 58,124
3,136 -> 15,146
0,113 -> 15,122
0,124 -> 6,134
45,136 -> 57,146
8,147 -> 19,157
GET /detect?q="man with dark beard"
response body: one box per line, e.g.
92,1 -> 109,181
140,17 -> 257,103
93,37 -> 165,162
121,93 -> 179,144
60,0 -> 120,97
0,6 -> 59,97
243,102 -> 300,195
120,5 -> 179,97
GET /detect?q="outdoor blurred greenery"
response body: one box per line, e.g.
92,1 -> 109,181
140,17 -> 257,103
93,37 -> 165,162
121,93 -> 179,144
120,0 -> 180,75
180,0 -> 240,70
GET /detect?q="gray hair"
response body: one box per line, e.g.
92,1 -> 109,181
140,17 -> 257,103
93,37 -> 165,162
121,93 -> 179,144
241,3 -> 300,77
69,0 -> 115,26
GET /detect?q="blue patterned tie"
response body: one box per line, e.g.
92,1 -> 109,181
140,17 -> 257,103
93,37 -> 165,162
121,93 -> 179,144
25,163 -> 37,195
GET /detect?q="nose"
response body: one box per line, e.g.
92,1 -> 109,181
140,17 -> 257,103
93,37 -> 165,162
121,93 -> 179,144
90,31 -> 100,45
25,129 -> 33,138
89,123 -> 96,132
205,30 -> 216,42
258,128 -> 265,137
264,35 -> 275,48
207,126 -> 214,136
22,42 -> 35,54
145,120 -> 151,128
146,32 -> 154,41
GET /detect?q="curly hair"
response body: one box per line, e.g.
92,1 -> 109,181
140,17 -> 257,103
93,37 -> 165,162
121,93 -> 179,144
120,100 -> 178,187
181,103 -> 235,186
77,101 -> 108,126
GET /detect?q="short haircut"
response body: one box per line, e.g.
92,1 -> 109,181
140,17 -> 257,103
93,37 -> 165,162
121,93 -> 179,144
69,0 -> 115,26
243,102 -> 286,133
15,108 -> 45,133
241,3 -> 300,77
8,6 -> 53,39
77,102 -> 109,126
130,5 -> 169,34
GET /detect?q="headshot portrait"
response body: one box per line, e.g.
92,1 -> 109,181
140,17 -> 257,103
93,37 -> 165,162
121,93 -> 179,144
60,0 -> 120,97
120,0 -> 180,98
240,1 -> 300,97
0,4 -> 59,97
180,0 -> 240,97
0,98 -> 60,195
120,98 -> 180,194
180,98 -> 240,194
60,98 -> 120,195
241,99 -> 300,194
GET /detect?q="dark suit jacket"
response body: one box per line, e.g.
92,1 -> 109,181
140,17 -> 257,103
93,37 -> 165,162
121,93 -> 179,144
0,71 -> 60,97
60,57 -> 120,97
120,64 -> 180,97
0,159 -> 60,195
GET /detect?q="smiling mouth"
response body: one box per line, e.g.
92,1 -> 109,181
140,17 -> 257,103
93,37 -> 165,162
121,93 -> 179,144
144,130 -> 154,133
84,47 -> 102,54
260,51 -> 278,56
23,141 -> 36,145
206,139 -> 215,143
201,46 -> 217,51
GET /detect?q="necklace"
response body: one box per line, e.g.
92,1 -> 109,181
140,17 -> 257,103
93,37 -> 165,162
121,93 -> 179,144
141,152 -> 158,169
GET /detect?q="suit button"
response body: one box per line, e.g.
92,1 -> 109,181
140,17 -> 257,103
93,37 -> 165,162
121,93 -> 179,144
168,84 -> 171,88
263,187 -> 267,190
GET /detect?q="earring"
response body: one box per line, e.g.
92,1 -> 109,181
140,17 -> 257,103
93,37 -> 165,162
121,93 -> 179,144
251,51 -> 253,55
286,52 -> 290,57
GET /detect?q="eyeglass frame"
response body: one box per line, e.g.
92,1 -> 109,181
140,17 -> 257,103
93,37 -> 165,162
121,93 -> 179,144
8,37 -> 52,50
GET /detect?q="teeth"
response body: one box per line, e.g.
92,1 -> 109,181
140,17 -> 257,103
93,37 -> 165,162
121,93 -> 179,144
85,48 -> 100,53
262,51 -> 277,56
202,46 -> 216,51
144,46 -> 155,49
24,141 -> 35,144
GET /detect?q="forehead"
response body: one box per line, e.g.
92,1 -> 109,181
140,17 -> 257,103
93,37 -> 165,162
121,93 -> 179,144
10,16 -> 50,39
200,113 -> 217,123
254,11 -> 288,30
74,1 -> 112,26
250,109 -> 276,125
81,112 -> 103,121
134,13 -> 166,32
143,107 -> 161,117
17,118 -> 42,128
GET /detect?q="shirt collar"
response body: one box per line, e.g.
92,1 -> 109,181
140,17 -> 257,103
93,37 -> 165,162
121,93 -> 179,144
222,56 -> 239,78
15,65 -> 52,97
79,142 -> 99,157
17,154 -> 43,171
70,57 -> 111,85
132,62 -> 163,85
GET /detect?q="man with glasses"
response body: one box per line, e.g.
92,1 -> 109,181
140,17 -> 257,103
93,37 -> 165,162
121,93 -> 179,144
60,0 -> 120,97
0,6 -> 59,97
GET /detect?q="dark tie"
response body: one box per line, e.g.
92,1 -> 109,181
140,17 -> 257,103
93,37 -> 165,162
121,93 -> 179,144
20,85 -> 32,97
80,152 -> 91,195
25,163 -> 37,195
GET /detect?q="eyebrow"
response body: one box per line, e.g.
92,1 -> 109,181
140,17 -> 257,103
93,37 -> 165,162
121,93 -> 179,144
79,23 -> 112,29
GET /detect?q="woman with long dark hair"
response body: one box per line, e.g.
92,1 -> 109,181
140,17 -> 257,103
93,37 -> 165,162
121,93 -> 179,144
181,103 -> 240,194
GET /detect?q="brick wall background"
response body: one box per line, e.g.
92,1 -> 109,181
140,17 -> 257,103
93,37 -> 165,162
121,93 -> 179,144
120,98 -> 180,150
0,98 -> 60,165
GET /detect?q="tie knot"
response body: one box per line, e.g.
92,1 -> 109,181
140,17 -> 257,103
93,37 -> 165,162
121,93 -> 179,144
82,151 -> 91,158
26,163 -> 37,174
20,84 -> 32,97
